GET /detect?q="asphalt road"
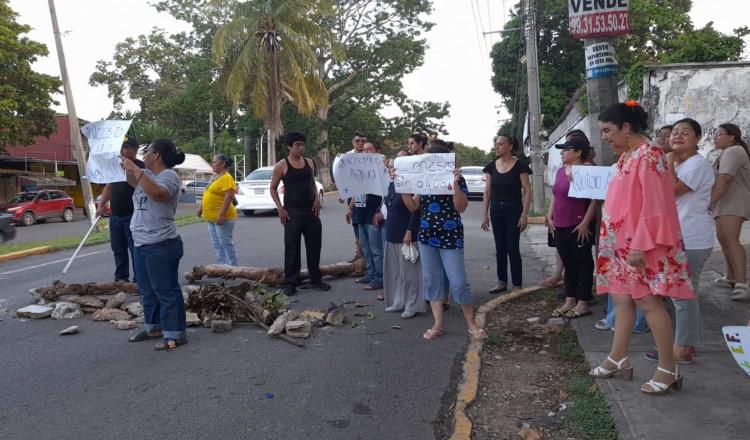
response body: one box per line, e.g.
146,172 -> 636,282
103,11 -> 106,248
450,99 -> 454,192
0,195 -> 543,440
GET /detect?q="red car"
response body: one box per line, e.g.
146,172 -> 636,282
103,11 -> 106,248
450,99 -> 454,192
0,190 -> 76,226
94,195 -> 112,217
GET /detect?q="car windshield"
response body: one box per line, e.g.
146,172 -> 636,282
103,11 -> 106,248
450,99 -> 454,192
8,193 -> 37,203
461,168 -> 483,175
245,169 -> 273,181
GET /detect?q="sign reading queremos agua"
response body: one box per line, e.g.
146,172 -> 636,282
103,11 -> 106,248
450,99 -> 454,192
568,0 -> 630,39
585,42 -> 619,78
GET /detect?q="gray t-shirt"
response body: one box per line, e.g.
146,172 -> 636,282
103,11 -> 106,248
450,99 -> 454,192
130,169 -> 182,246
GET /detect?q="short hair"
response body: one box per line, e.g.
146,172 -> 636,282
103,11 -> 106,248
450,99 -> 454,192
658,125 -> 673,133
672,119 -> 701,138
353,131 -> 366,139
285,132 -> 306,147
366,140 -> 381,152
215,153 -> 233,168
566,129 -> 586,139
408,133 -> 428,147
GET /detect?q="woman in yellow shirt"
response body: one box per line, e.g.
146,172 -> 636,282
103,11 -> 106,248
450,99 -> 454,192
198,154 -> 238,265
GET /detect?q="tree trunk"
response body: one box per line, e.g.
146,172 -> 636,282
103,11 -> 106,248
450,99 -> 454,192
316,107 -> 334,190
268,131 -> 276,166
243,131 -> 255,171
33,280 -> 139,301
185,258 -> 365,285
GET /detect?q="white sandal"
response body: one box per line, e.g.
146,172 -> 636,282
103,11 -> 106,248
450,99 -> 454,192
641,366 -> 683,395
712,276 -> 736,288
589,355 -> 633,381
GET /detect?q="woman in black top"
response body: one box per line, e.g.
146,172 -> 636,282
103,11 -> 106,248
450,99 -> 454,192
481,135 -> 532,293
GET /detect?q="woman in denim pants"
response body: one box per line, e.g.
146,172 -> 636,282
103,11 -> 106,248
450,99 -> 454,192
401,141 -> 486,340
198,154 -> 238,265
481,135 -> 532,293
122,139 -> 188,350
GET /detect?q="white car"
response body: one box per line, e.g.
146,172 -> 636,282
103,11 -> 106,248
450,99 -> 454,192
460,166 -> 486,196
235,166 -> 325,216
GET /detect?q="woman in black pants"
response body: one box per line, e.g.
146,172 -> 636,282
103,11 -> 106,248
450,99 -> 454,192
481,135 -> 532,293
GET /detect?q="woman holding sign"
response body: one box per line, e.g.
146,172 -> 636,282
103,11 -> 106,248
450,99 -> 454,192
590,102 -> 693,395
400,140 -> 486,340
121,139 -> 188,351
481,135 -> 532,293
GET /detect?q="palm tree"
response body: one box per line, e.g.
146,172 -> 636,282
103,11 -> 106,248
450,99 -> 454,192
212,0 -> 331,165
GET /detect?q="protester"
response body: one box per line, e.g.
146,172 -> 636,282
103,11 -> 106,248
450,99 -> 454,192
656,125 -> 674,153
198,154 -> 238,266
408,133 -> 428,156
122,139 -> 187,350
547,136 -> 598,318
401,140 -> 486,340
644,118 -> 715,363
270,132 -> 330,296
346,192 -> 384,292
481,135 -> 532,293
96,134 -> 143,283
344,132 -> 368,264
590,102 -> 693,395
383,151 -> 425,318
710,123 -> 750,300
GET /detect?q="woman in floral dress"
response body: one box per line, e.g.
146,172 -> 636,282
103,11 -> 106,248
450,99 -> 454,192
589,102 -> 694,395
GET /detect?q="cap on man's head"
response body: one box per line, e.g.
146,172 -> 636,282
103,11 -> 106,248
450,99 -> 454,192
555,136 -> 590,151
122,134 -> 139,149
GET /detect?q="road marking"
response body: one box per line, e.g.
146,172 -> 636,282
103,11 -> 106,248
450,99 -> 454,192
0,251 -> 103,276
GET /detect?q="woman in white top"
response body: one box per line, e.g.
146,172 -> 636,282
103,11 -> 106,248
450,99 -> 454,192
646,119 -> 715,364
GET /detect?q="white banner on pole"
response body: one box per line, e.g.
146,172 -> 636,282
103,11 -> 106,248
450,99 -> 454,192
82,120 -> 133,183
332,153 -> 390,198
394,153 -> 455,195
567,165 -> 616,200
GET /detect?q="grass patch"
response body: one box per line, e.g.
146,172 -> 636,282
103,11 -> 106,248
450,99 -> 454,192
484,331 -> 507,349
0,214 -> 202,256
552,327 -> 617,440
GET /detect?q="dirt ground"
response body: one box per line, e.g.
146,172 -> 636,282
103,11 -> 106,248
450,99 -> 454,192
467,289 -> 614,440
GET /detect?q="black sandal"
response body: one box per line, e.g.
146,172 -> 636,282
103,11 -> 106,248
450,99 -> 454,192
154,338 -> 188,351
128,330 -> 162,342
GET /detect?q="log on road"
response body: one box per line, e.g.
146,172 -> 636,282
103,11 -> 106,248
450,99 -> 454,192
34,280 -> 139,301
185,258 -> 365,285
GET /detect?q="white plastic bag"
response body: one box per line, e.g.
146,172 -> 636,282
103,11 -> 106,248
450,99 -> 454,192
401,243 -> 419,264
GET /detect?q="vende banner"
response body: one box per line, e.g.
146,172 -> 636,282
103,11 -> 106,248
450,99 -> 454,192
569,0 -> 630,39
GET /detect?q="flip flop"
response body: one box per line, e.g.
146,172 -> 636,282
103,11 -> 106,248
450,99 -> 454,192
551,307 -> 572,318
565,310 -> 593,319
423,328 -> 445,340
154,338 -> 188,351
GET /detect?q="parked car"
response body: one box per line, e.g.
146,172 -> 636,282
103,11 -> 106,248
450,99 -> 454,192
0,190 -> 76,226
235,166 -> 325,216
185,180 -> 210,198
94,195 -> 112,217
460,166 -> 486,197
0,212 -> 15,242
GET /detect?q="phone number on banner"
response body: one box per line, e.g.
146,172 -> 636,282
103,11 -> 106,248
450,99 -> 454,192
570,11 -> 630,39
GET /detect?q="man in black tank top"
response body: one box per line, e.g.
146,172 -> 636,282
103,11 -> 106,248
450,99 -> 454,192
270,132 -> 330,295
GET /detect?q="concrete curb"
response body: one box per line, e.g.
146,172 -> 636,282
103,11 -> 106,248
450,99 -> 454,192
0,246 -> 54,263
449,284 -> 546,440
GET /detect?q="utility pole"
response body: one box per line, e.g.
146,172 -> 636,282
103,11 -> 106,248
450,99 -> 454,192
524,0 -> 544,213
209,111 -> 215,157
584,40 -> 619,166
48,0 -> 96,225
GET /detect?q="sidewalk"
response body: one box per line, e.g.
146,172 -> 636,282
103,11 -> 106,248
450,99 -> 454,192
524,224 -> 750,440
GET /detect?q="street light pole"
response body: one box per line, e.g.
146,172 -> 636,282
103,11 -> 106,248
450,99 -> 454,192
48,0 -> 96,225
524,0 -> 545,213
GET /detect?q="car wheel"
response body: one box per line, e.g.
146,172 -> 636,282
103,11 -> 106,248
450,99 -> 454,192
319,190 -> 324,207
62,208 -> 74,222
242,209 -> 255,216
22,211 -> 35,226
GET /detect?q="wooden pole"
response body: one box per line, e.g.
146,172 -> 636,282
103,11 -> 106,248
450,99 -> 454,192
524,0 -> 545,213
48,0 -> 97,225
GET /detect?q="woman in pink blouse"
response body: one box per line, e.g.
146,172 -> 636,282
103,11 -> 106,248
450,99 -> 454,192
589,102 -> 694,395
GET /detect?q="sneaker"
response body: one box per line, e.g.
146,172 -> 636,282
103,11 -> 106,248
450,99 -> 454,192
284,284 -> 297,296
730,283 -> 750,301
594,319 -> 613,331
309,281 -> 331,291
488,282 -> 507,294
355,277 -> 372,284
712,276 -> 736,289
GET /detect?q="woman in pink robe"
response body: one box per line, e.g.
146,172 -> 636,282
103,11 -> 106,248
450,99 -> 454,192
589,102 -> 694,395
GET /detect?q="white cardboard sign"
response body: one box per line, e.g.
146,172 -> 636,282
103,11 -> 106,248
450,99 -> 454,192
393,153 -> 455,195
567,165 -> 616,200
82,120 -> 133,183
722,326 -> 750,376
332,153 -> 390,198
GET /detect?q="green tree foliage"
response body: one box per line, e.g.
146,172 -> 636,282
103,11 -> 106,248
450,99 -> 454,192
490,0 -> 747,134
0,0 -> 61,152
454,142 -> 492,167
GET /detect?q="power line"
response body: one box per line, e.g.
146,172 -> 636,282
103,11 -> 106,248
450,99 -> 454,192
469,0 -> 487,58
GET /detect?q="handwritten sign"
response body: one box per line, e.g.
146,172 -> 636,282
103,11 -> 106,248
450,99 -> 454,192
81,120 -> 133,183
394,153 -> 455,195
722,326 -> 750,376
567,165 -> 615,200
332,153 -> 390,197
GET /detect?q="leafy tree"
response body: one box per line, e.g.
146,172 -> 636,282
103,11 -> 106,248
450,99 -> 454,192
453,143 -> 492,167
0,0 -> 61,152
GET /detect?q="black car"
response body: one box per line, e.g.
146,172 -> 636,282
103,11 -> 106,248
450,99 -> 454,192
0,212 -> 16,242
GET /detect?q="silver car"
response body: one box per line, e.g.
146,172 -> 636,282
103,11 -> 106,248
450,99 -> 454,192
460,166 -> 486,196
235,166 -> 325,216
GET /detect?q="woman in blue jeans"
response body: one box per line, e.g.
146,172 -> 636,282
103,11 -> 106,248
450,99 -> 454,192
121,139 -> 188,350
400,141 -> 486,340
481,135 -> 532,293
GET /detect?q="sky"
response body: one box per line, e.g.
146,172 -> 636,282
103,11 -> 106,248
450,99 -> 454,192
9,0 -> 750,151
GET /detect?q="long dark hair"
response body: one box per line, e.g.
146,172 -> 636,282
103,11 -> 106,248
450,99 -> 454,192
148,139 -> 185,168
719,123 -> 749,158
598,102 -> 649,134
